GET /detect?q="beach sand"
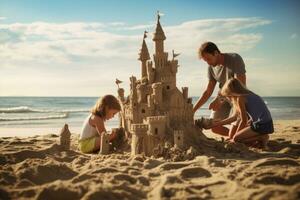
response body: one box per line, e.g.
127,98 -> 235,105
0,120 -> 299,200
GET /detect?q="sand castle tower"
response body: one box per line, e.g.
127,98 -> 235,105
116,12 -> 204,156
99,132 -> 110,155
59,124 -> 71,150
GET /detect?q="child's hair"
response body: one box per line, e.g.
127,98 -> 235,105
91,95 -> 121,118
220,78 -> 251,97
220,78 -> 251,116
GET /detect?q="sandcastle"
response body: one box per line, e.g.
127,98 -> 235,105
116,13 -> 205,156
99,132 -> 110,155
59,123 -> 71,150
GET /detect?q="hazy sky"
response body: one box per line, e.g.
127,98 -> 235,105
0,0 -> 299,97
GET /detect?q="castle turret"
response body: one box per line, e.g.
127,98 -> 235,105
130,76 -> 137,104
152,13 -> 169,82
153,13 -> 166,56
152,82 -> 163,107
59,124 -> 71,150
99,132 -> 110,155
131,124 -> 148,155
146,115 -> 167,139
138,32 -> 150,78
146,61 -> 155,83
174,130 -> 184,149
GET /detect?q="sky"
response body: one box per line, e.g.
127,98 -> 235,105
0,0 -> 299,97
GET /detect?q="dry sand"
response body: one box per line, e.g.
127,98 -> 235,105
0,120 -> 299,200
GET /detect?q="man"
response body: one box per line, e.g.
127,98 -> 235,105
193,42 -> 246,137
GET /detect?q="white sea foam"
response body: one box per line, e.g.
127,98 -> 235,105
62,109 -> 89,113
0,106 -> 88,113
0,106 -> 46,113
0,113 -> 68,121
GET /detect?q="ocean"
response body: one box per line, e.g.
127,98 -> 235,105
0,96 -> 299,137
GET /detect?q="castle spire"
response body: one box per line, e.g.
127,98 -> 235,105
138,31 -> 150,61
138,31 -> 150,78
153,11 -> 166,56
153,11 -> 166,41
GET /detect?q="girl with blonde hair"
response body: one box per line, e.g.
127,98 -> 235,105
79,95 -> 121,153
211,78 -> 274,148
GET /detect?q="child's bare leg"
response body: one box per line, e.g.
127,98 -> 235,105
228,124 -> 238,140
233,127 -> 270,148
93,137 -> 101,151
211,125 -> 229,136
232,127 -> 260,143
242,135 -> 268,148
241,134 -> 269,144
259,135 -> 269,148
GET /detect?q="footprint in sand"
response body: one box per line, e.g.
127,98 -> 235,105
189,180 -> 237,199
16,163 -> 78,185
112,173 -> 137,184
15,179 -> 35,188
0,171 -> 17,185
255,174 -> 300,185
241,158 -> 300,189
143,158 -> 164,169
36,182 -> 81,200
136,175 -> 150,186
158,162 -> 189,171
252,158 -> 299,168
91,167 -> 119,174
179,166 -> 212,179
71,173 -> 94,184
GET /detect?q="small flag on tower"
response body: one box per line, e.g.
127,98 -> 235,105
115,78 -> 122,88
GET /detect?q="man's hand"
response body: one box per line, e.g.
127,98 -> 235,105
193,80 -> 217,116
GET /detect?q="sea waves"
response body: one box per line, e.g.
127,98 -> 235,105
0,106 -> 89,114
0,113 -> 68,121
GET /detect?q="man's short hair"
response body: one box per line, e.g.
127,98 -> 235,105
198,42 -> 221,58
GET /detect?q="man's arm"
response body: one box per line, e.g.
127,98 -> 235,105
193,80 -> 216,113
93,116 -> 106,136
212,113 -> 238,127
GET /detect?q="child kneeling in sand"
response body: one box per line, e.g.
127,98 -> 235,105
211,78 -> 274,148
79,95 -> 121,153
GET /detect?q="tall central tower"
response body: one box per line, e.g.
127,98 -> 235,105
153,14 -> 166,56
